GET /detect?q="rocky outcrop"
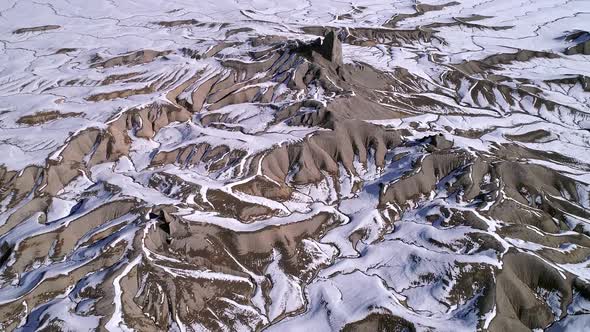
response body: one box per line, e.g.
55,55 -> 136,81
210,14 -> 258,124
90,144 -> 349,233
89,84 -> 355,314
1,2 -> 590,331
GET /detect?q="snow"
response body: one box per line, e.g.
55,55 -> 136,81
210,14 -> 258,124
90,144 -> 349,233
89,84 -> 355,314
1,0 -> 590,330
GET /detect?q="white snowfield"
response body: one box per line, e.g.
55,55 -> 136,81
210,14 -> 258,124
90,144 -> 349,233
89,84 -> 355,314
0,0 -> 589,331
0,0 -> 588,170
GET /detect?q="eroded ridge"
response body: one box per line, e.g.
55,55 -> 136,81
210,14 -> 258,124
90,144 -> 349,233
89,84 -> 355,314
0,0 -> 590,331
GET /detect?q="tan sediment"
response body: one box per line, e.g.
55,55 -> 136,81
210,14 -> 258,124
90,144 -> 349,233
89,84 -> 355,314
262,120 -> 404,184
0,166 -> 44,208
54,48 -> 77,54
384,1 -> 460,28
0,242 -> 127,331
490,252 -> 574,331
13,25 -> 60,34
452,50 -> 560,76
16,111 -> 84,126
206,189 -> 276,222
380,150 -> 471,209
90,50 -> 172,69
343,312 -> 417,331
155,19 -> 202,27
118,211 -> 336,329
2,19 -> 590,332
505,129 -> 552,143
302,26 -> 439,47
101,72 -> 143,86
4,200 -> 135,277
233,175 -> 293,201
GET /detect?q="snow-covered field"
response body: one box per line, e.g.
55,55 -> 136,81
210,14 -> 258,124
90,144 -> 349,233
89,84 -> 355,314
0,0 -> 589,331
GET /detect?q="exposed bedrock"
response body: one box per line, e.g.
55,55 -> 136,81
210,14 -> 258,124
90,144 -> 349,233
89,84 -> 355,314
0,3 -> 590,331
262,120 -> 404,185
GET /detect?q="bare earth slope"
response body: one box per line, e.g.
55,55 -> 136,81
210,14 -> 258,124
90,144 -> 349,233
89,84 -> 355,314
0,0 -> 590,331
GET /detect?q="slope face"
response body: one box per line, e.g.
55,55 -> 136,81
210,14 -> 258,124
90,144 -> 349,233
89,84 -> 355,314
0,0 -> 590,331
